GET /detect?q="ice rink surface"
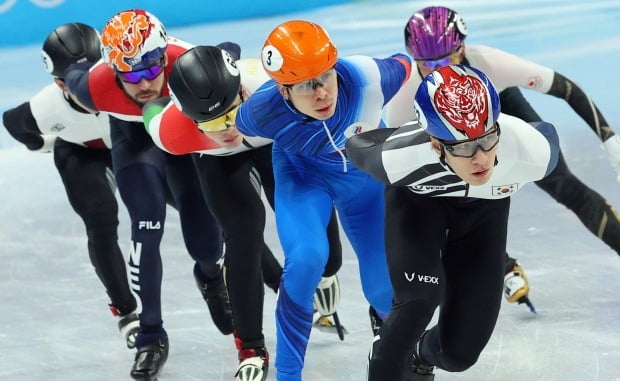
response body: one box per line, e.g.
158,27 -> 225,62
1,0 -> 619,380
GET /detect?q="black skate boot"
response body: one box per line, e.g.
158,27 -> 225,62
408,359 -> 435,380
368,305 -> 383,336
109,305 -> 140,349
130,336 -> 169,381
407,331 -> 434,380
235,346 -> 269,381
194,265 -> 234,335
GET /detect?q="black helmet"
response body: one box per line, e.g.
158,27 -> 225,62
168,45 -> 241,122
41,22 -> 101,78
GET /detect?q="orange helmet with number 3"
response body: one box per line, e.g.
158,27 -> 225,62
261,20 -> 338,85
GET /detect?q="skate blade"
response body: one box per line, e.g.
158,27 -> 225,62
313,316 -> 348,335
518,296 -> 537,314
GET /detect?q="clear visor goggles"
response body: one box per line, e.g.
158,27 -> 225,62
285,68 -> 336,96
439,124 -> 501,158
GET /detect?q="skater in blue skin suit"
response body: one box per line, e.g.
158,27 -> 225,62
234,20 -> 412,380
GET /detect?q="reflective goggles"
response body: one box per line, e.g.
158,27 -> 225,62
285,68 -> 336,96
196,104 -> 240,132
416,47 -> 463,71
118,62 -> 165,84
439,125 -> 501,158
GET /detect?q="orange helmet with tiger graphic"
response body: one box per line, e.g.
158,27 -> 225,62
100,9 -> 167,72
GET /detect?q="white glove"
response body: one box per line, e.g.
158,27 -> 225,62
313,275 -> 341,316
32,134 -> 57,153
603,135 -> 620,182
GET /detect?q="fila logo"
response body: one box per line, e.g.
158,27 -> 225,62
138,220 -> 161,230
404,272 -> 439,284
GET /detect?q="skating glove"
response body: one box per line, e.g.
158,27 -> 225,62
313,275 -> 340,316
603,135 -> 620,182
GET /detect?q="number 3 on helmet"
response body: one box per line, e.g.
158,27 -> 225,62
261,20 -> 338,85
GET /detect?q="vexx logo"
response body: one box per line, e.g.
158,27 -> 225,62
404,271 -> 439,284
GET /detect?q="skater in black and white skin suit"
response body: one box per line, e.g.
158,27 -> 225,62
346,65 -> 560,379
387,6 -> 620,310
2,23 -> 139,347
143,46 -> 344,380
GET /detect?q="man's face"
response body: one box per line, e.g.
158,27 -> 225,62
443,143 -> 497,185
197,91 -> 244,149
430,126 -> 500,186
278,68 -> 338,120
203,126 -> 244,149
117,56 -> 167,106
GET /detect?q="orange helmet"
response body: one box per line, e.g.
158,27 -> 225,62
261,20 -> 338,85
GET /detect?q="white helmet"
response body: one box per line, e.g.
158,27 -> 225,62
100,9 -> 167,72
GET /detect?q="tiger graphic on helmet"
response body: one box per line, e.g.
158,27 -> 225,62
101,9 -> 167,72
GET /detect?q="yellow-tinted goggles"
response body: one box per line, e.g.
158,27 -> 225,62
196,104 -> 240,132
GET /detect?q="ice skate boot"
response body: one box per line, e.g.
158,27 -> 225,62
130,335 -> 169,381
504,260 -> 536,313
408,331 -> 434,380
109,305 -> 140,349
408,358 -> 435,380
194,265 -> 234,335
234,346 -> 269,381
368,305 -> 384,336
312,275 -> 346,340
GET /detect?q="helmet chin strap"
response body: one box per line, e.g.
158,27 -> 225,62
283,87 -> 297,109
438,146 -> 453,172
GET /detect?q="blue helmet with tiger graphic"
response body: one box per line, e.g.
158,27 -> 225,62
414,64 -> 500,141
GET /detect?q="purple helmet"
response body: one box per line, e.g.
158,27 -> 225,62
414,65 -> 500,141
404,6 -> 467,60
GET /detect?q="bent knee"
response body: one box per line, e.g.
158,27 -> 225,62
441,351 -> 479,372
